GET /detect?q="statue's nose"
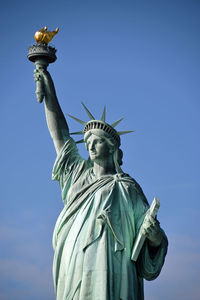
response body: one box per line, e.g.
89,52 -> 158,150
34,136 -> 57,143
89,142 -> 95,150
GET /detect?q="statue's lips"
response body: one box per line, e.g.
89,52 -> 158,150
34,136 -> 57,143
89,151 -> 97,155
89,151 -> 97,158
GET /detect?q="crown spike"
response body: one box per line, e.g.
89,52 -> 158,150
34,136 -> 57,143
70,131 -> 84,135
111,118 -> 124,128
117,130 -> 135,135
101,106 -> 106,122
75,139 -> 85,144
81,102 -> 95,120
67,114 -> 87,126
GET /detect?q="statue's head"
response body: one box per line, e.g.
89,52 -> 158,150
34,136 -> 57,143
84,127 -> 122,172
69,103 -> 133,173
83,121 -> 122,171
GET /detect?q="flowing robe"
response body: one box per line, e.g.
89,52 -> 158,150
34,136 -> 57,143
52,138 -> 168,300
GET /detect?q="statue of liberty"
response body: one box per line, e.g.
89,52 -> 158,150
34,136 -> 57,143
30,28 -> 168,300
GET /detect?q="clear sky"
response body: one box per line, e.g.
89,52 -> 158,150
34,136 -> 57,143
1,0 -> 200,299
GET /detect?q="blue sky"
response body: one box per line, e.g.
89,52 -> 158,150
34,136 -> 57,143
1,0 -> 200,299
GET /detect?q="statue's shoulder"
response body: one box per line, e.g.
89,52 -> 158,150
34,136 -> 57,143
116,173 -> 148,201
116,173 -> 140,187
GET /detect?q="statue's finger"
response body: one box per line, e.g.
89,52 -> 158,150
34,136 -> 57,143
147,227 -> 153,235
148,215 -> 156,224
142,222 -> 149,230
142,227 -> 147,236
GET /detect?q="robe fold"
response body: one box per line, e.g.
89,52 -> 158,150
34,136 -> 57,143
52,138 -> 168,300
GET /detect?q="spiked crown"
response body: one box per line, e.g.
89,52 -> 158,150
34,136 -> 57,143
84,120 -> 121,145
68,103 -> 134,146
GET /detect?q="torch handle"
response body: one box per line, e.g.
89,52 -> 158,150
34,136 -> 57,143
35,78 -> 45,103
34,59 -> 49,103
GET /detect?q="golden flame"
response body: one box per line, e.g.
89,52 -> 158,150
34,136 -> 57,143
34,26 -> 59,44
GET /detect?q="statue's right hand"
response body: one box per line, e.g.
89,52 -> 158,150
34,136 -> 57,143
33,68 -> 49,88
33,68 -> 45,103
33,68 -> 55,99
34,68 -> 43,81
34,68 -> 43,84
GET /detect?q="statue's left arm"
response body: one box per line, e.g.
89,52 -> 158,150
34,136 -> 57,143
132,191 -> 168,280
136,227 -> 168,281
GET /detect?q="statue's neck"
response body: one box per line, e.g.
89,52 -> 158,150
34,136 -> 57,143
93,159 -> 116,177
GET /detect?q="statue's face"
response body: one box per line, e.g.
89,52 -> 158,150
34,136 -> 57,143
87,134 -> 110,161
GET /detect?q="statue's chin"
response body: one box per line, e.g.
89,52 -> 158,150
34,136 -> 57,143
89,153 -> 97,160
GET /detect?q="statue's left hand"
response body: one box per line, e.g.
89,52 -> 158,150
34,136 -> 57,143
142,215 -> 163,247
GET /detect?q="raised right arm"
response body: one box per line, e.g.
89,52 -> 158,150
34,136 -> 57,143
34,69 -> 69,154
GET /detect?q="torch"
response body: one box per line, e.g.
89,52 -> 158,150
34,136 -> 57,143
27,26 -> 59,103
